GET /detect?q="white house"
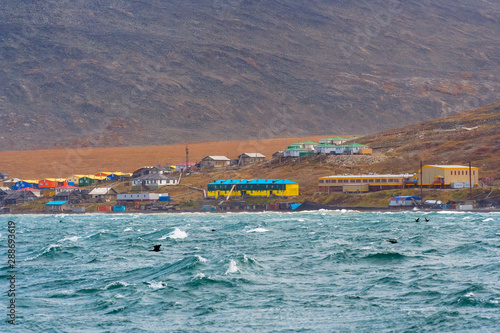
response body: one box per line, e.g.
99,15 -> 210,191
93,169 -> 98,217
117,193 -> 169,201
132,174 -> 178,189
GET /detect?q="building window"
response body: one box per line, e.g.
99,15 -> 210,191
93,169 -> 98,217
369,179 -> 374,183
388,179 -> 393,183
356,179 -> 361,183
465,171 -> 468,175
375,179 -> 380,183
331,180 -> 336,183
381,179 -> 387,183
473,171 -> 475,175
319,180 -> 324,183
350,179 -> 355,183
363,179 -> 368,183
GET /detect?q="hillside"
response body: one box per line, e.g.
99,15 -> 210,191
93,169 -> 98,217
1,1 -> 500,150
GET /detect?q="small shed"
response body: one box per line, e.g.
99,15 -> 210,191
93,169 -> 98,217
45,200 -> 71,212
3,191 -> 37,205
389,196 -> 422,207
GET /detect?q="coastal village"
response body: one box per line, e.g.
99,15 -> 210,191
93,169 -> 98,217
0,136 -> 495,214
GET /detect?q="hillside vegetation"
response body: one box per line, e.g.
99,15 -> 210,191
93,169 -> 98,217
1,1 -> 500,150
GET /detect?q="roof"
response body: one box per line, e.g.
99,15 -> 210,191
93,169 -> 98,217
285,147 -> 310,151
135,173 -> 177,181
46,201 -> 69,205
56,185 -> 79,189
302,141 -> 319,145
390,196 -> 422,200
203,156 -> 231,161
16,187 -> 40,192
88,187 -> 117,195
176,162 -> 197,166
321,173 -> 417,179
5,178 -> 22,182
344,143 -> 368,147
424,165 -> 477,169
239,153 -> 266,158
208,179 -> 298,185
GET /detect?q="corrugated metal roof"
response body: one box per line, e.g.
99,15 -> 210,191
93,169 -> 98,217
204,156 -> 231,161
208,179 -> 297,185
240,153 -> 265,158
46,201 -> 69,205
322,173 -> 416,179
89,187 -> 115,195
425,165 -> 476,169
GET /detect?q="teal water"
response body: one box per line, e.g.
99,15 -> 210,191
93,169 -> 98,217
1,211 -> 499,332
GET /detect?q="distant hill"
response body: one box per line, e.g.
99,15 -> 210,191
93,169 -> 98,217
1,0 -> 500,150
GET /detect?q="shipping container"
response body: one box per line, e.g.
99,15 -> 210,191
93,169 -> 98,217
113,206 -> 126,211
97,206 -> 111,212
72,207 -> 85,213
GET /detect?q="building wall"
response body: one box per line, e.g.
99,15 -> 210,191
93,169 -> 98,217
421,166 -> 479,186
207,183 -> 299,199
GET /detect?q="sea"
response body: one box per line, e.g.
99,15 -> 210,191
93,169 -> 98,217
1,210 -> 499,332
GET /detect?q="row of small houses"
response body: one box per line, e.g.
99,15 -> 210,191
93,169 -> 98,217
279,138 -> 372,158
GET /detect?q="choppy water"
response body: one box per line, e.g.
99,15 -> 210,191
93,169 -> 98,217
1,211 -> 499,332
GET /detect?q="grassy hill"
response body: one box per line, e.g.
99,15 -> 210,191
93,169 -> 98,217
1,1 -> 500,150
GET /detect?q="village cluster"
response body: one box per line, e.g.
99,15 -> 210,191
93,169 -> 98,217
0,136 -> 483,213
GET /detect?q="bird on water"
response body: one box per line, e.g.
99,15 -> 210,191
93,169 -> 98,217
415,218 -> 420,222
149,244 -> 162,252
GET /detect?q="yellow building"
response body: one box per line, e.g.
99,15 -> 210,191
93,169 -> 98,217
207,179 -> 299,199
319,173 -> 417,192
419,165 -> 479,188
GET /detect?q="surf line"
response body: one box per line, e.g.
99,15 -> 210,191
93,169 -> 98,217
7,220 -> 17,325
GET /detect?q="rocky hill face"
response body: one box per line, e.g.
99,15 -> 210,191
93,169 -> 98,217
1,0 -> 500,150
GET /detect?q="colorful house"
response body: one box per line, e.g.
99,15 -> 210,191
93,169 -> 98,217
67,175 -> 86,186
45,200 -> 71,212
175,162 -> 197,173
38,178 -> 68,189
16,187 -> 41,197
12,180 -> 39,190
283,147 -> 312,157
207,179 -> 299,199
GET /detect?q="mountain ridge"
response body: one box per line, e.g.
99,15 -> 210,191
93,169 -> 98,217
1,0 -> 500,150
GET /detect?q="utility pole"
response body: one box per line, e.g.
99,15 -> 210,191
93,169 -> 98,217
469,161 -> 472,199
185,144 -> 189,174
420,160 -> 423,200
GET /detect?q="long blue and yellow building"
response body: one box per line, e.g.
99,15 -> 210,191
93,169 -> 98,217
207,179 -> 299,199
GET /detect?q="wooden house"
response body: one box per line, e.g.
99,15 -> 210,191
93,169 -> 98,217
238,153 -> 266,165
45,201 -> 71,212
88,187 -> 118,203
201,156 -> 231,168
2,191 -> 37,205
0,172 -> 8,181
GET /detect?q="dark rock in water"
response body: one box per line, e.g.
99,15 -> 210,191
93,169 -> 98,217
387,239 -> 398,244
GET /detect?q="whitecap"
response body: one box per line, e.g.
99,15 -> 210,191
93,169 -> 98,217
148,281 -> 167,290
483,218 -> 494,222
115,294 -> 125,299
225,259 -> 239,274
194,273 -> 206,279
104,281 -> 130,290
246,227 -> 269,233
124,227 -> 133,232
465,292 -> 475,298
160,227 -> 188,240
59,236 -> 81,242
196,255 -> 207,263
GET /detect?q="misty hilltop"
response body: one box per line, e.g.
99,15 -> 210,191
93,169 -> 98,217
1,0 -> 500,150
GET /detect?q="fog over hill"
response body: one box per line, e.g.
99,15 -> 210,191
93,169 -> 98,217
1,0 -> 500,150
